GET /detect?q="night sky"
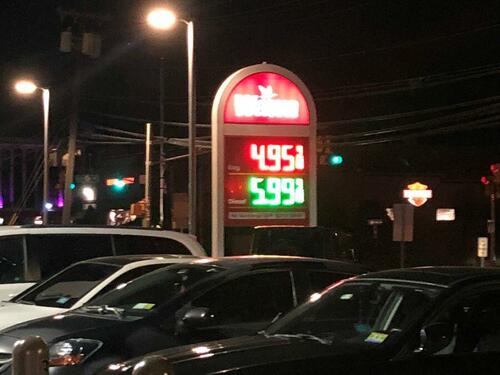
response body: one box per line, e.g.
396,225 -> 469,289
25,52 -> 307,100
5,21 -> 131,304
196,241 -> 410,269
1,0 -> 499,175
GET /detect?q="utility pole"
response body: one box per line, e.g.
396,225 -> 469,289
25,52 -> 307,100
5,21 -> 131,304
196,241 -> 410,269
490,184 -> 497,264
58,7 -> 105,224
488,163 -> 499,264
159,57 -> 166,228
62,78 -> 79,224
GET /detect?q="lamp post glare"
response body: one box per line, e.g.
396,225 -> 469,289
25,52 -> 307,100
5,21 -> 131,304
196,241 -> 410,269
14,80 -> 50,225
147,9 -> 177,30
15,80 -> 38,95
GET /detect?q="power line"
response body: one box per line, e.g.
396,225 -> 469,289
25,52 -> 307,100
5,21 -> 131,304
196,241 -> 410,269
319,95 -> 500,128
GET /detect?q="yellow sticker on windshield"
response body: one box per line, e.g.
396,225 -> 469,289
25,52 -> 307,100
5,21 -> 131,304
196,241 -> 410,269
364,332 -> 388,344
133,303 -> 155,310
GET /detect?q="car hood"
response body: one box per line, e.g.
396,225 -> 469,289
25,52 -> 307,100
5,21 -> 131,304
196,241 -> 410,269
0,302 -> 65,332
105,334 -> 375,375
0,311 -> 131,349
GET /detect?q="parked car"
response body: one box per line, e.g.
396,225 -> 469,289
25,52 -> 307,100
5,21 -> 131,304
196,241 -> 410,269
0,256 -> 368,374
0,225 -> 206,301
250,225 -> 358,262
0,255 -> 198,332
103,267 -> 500,375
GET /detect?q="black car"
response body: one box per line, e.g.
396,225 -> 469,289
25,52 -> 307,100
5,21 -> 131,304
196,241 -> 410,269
104,267 -> 500,375
0,256 -> 368,375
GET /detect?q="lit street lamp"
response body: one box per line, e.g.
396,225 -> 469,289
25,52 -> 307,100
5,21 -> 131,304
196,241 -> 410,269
14,80 -> 50,225
146,7 -> 197,236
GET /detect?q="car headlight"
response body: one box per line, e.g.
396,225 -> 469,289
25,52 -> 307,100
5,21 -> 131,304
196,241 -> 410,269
49,339 -> 102,366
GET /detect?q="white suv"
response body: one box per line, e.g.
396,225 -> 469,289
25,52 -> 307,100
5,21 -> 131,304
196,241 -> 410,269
0,225 -> 206,301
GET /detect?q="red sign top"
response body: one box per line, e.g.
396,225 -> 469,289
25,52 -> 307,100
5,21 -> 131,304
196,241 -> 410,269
224,72 -> 310,125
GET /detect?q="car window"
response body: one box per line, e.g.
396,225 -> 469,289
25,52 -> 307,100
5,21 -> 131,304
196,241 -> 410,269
16,262 -> 120,308
268,281 -> 441,347
308,271 -> 352,292
88,264 -> 225,318
0,236 -> 25,283
89,264 -> 170,300
26,235 -> 113,279
192,271 -> 294,325
113,235 -> 191,256
429,289 -> 500,355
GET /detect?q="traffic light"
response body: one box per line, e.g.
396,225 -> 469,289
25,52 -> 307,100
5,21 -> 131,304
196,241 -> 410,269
106,177 -> 135,192
327,154 -> 344,166
491,163 -> 500,183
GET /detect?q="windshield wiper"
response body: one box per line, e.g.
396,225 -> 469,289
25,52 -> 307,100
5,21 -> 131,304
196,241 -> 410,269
265,333 -> 332,345
82,305 -> 124,319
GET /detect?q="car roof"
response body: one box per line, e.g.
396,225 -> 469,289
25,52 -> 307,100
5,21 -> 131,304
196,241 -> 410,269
0,225 -> 206,256
356,266 -> 500,288
188,255 -> 369,274
78,254 -> 200,266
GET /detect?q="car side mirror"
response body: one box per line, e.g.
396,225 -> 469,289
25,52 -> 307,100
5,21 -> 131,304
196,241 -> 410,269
181,307 -> 214,330
417,322 -> 454,354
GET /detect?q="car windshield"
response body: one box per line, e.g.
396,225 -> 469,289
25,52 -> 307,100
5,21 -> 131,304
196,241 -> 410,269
266,280 -> 443,347
16,262 -> 121,308
84,263 -> 225,318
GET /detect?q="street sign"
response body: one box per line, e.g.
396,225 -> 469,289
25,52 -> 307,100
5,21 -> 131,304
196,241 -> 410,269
392,203 -> 414,242
477,237 -> 488,258
75,174 -> 99,184
212,64 -> 317,256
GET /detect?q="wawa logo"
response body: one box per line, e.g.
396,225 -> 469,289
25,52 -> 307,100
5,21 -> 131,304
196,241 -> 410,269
233,85 -> 300,119
403,182 -> 433,207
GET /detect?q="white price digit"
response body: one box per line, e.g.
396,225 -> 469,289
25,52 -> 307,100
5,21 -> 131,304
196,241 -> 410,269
281,145 -> 295,172
295,145 -> 305,170
250,144 -> 268,171
267,145 -> 281,172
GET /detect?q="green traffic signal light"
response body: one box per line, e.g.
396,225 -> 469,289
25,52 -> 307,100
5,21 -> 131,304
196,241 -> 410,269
328,154 -> 344,166
112,179 -> 126,191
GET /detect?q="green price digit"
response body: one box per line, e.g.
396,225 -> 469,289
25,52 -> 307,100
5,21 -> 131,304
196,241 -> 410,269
282,178 -> 295,205
249,177 -> 305,207
267,177 -> 281,206
249,177 -> 266,205
295,178 -> 305,203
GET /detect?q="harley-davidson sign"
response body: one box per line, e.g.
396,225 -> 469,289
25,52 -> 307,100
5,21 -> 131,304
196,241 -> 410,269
403,182 -> 432,207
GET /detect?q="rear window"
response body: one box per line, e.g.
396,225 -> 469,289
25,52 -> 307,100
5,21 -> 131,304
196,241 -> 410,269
25,235 -> 113,280
0,236 -> 25,283
113,235 -> 191,256
16,262 -> 120,308
252,228 -> 333,258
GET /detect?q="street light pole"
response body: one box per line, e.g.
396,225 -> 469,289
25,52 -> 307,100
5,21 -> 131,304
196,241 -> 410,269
42,89 -> 50,225
14,81 -> 50,225
144,122 -> 152,228
186,20 -> 197,236
146,9 -> 197,236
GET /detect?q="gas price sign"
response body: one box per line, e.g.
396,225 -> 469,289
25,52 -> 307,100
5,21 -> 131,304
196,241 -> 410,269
225,136 -> 308,209
212,64 -> 317,255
